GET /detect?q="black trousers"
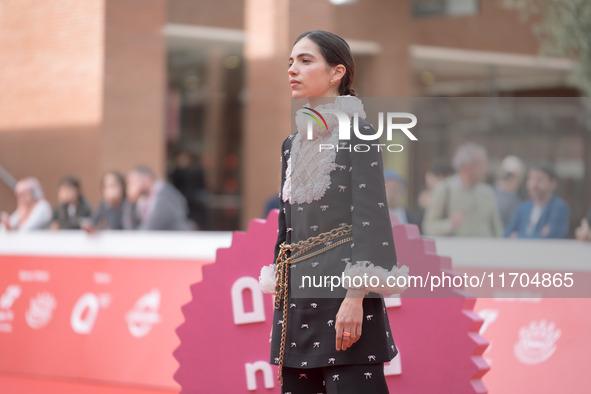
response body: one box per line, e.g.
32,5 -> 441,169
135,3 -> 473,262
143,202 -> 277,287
281,363 -> 389,394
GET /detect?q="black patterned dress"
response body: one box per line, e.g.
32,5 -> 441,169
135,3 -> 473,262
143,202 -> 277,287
260,96 -> 408,371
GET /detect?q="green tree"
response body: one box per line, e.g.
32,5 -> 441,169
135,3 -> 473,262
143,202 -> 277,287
504,0 -> 591,222
503,0 -> 591,96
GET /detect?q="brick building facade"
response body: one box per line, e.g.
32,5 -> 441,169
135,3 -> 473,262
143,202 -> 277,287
1,0 -> 583,231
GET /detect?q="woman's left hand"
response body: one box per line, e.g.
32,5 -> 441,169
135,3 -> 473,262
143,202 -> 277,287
334,293 -> 364,351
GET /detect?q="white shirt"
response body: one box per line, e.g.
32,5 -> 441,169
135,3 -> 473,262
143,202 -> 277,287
527,204 -> 544,235
7,200 -> 52,232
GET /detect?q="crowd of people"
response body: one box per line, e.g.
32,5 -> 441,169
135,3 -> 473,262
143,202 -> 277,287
384,142 -> 591,243
2,142 -> 590,243
0,165 -> 195,233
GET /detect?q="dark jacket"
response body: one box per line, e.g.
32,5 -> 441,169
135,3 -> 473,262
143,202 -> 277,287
92,199 -> 128,230
52,198 -> 92,229
504,195 -> 570,238
123,183 -> 191,231
270,118 -> 401,369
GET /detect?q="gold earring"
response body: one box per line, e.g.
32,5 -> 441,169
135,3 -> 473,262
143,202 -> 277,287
330,80 -> 334,85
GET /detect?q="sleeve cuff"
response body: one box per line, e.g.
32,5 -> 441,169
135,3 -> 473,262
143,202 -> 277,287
342,261 -> 409,296
259,264 -> 277,294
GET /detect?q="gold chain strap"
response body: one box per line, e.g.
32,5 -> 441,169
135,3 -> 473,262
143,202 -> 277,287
274,224 -> 352,386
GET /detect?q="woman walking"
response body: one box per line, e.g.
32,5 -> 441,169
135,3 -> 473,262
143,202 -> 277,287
260,30 -> 408,393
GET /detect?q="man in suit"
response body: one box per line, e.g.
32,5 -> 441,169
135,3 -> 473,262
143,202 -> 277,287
124,165 -> 191,231
505,163 -> 570,239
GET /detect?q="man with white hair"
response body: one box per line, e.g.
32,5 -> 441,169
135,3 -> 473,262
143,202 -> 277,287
1,177 -> 52,232
422,142 -> 503,237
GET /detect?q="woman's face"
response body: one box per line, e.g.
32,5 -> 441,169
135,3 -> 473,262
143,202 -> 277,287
102,173 -> 124,205
15,186 -> 35,208
58,184 -> 78,205
288,37 -> 341,98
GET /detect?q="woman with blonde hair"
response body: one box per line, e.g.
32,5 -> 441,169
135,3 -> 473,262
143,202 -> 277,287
1,177 -> 52,232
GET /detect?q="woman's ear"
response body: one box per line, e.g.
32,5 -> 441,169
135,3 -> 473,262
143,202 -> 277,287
332,64 -> 346,83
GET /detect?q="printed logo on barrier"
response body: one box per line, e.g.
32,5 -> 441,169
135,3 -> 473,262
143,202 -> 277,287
478,308 -> 499,366
125,289 -> 161,338
71,292 -> 111,334
514,319 -> 561,365
0,285 -> 22,333
26,292 -> 57,330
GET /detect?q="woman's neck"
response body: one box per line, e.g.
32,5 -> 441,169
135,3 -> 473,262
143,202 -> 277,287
308,93 -> 338,109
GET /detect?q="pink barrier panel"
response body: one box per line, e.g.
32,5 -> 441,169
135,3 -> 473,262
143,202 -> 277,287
7,212 -> 585,392
174,210 -> 490,393
0,252 -> 211,391
475,297 -> 591,393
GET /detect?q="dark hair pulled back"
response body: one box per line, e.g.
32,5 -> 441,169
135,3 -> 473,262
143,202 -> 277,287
294,30 -> 357,96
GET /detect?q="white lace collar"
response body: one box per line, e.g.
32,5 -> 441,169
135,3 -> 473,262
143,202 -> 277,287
282,96 -> 365,205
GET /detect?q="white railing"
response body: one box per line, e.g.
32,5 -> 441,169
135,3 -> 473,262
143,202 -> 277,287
433,236 -> 591,271
0,231 -> 589,272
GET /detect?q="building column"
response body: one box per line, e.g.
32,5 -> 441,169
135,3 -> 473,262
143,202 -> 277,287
101,0 -> 167,180
241,0 -> 335,228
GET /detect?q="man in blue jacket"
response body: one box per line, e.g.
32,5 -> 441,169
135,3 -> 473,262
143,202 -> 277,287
505,163 -> 570,239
